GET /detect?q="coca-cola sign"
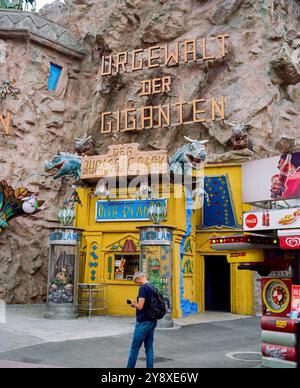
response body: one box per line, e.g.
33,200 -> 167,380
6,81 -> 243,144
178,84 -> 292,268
245,214 -> 258,229
243,208 -> 300,231
242,151 -> 300,203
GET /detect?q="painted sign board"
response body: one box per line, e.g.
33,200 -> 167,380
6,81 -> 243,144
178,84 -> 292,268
243,208 -> 300,231
262,343 -> 297,362
49,229 -> 81,245
203,175 -> 237,229
140,226 -> 173,245
242,152 -> 300,203
278,229 -> 300,249
96,199 -> 167,222
261,278 -> 292,318
81,143 -> 168,180
261,316 -> 298,333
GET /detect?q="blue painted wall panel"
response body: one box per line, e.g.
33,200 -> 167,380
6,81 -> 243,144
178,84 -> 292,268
48,63 -> 62,91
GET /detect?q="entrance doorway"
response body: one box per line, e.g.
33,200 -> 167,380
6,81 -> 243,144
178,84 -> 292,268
204,255 -> 231,312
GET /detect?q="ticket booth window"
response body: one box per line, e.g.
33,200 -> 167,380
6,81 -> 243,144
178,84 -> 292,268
114,254 -> 139,280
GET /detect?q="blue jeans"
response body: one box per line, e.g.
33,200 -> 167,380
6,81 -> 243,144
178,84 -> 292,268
127,321 -> 157,368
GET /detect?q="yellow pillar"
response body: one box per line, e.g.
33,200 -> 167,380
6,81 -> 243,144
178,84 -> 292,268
172,235 -> 183,319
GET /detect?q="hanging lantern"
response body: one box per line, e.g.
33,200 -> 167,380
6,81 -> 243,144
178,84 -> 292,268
58,202 -> 75,226
136,182 -> 151,199
148,201 -> 167,225
94,180 -> 110,199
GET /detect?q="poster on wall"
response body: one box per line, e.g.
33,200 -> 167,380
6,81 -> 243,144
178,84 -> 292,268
291,285 -> 300,319
243,208 -> 300,231
242,152 -> 300,203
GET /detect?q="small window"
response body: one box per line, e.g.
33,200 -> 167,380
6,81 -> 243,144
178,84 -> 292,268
114,254 -> 140,280
48,63 -> 62,91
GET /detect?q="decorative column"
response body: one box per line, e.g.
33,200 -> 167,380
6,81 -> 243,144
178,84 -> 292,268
139,225 -> 174,328
44,227 -> 82,319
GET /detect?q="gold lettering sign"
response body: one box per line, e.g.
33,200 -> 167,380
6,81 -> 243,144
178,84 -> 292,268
100,35 -> 229,76
100,97 -> 225,133
99,34 -> 230,134
81,143 -> 168,180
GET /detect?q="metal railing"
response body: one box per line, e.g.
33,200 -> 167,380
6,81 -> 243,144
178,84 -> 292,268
77,283 -> 108,318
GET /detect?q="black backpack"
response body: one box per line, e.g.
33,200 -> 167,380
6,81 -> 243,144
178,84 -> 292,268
145,284 -> 167,320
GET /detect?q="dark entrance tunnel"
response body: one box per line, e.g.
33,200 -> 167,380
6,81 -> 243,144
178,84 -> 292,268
205,255 -> 231,312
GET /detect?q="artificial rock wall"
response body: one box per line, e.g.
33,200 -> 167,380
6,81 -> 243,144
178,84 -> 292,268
0,0 -> 299,302
40,0 -> 300,155
0,11 -> 85,302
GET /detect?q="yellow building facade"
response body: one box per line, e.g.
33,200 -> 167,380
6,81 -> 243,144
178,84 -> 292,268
75,163 -> 258,318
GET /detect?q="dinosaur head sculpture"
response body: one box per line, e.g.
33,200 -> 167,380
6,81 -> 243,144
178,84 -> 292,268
169,137 -> 209,175
183,136 -> 209,169
225,121 -> 251,150
74,134 -> 96,156
44,151 -> 82,181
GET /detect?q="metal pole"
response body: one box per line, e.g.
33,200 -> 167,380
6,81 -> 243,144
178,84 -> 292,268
106,284 -> 108,318
89,285 -> 92,319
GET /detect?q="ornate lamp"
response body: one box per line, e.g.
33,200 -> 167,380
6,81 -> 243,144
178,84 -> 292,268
58,201 -> 75,227
94,180 -> 110,199
148,201 -> 167,225
136,182 -> 151,200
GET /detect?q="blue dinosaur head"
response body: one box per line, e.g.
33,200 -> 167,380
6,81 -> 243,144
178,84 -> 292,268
169,137 -> 209,174
183,137 -> 208,169
44,152 -> 82,181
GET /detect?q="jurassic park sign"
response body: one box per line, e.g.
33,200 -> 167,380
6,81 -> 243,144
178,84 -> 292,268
80,143 -> 168,180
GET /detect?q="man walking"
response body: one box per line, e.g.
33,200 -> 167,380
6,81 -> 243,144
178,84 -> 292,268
127,272 -> 157,368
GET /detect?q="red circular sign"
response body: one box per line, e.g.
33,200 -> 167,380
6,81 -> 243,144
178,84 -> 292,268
245,214 -> 258,228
